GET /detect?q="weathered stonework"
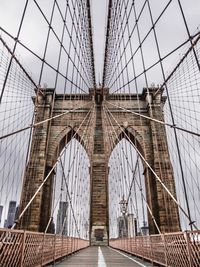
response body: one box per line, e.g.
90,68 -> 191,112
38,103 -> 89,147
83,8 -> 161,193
19,87 -> 180,244
103,89 -> 180,233
19,89 -> 94,233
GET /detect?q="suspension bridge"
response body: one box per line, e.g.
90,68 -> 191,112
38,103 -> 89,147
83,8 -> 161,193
0,0 -> 200,266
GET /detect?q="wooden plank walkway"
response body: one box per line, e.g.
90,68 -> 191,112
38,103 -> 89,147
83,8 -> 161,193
50,246 -> 153,267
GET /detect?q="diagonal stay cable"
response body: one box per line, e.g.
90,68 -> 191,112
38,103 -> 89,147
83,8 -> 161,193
105,100 -> 200,137
104,103 -> 198,230
59,158 -> 81,238
103,104 -> 161,234
0,0 -> 29,103
110,31 -> 200,94
0,36 -> 43,95
58,107 -> 94,238
155,32 -> 200,96
12,104 -> 95,229
44,101 -> 94,234
0,26 -> 88,93
33,0 -> 93,89
0,102 -> 92,140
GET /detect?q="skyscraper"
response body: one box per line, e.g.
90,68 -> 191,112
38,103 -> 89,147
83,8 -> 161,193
6,201 -> 16,228
0,205 -> 3,225
127,214 -> 137,237
14,205 -> 20,221
141,221 -> 149,236
56,201 -> 68,235
117,214 -> 138,238
117,216 -> 128,238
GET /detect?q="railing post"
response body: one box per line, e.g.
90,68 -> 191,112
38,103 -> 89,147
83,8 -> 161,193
162,234 -> 168,267
20,231 -> 26,267
74,237 -> 76,252
149,235 -> 154,265
41,232 -> 45,266
142,236 -> 145,259
71,237 -> 73,254
76,238 -> 78,251
67,237 -> 69,256
61,234 -> 64,258
74,237 -> 76,253
184,231 -> 192,267
53,234 -> 56,264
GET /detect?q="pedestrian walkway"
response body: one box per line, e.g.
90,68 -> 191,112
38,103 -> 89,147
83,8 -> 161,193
52,246 -> 153,267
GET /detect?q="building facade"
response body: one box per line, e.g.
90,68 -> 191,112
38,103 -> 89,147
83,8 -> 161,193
6,201 -> 16,228
56,201 -> 68,235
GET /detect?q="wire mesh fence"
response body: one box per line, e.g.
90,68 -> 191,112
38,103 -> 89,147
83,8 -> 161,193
0,228 -> 89,267
110,230 -> 200,267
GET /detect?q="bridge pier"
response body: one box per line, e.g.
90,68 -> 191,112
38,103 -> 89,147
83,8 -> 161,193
147,90 -> 180,232
104,88 -> 180,234
18,89 -> 93,232
18,87 -> 180,237
18,89 -> 55,232
90,90 -> 109,245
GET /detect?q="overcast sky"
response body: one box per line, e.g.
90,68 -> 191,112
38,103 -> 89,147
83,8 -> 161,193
0,0 -> 200,232
0,0 -> 200,86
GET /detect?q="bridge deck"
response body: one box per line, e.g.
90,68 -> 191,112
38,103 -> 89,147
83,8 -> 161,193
51,246 -> 153,267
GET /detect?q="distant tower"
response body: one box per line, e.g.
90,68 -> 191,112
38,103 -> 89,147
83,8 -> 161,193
15,205 -> 20,221
0,205 -> 3,225
117,216 -> 128,238
141,221 -> 149,236
4,219 -> 7,228
6,201 -> 17,228
56,201 -> 68,235
127,214 -> 137,237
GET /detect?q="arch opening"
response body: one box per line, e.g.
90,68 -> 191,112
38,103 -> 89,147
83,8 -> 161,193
50,128 -> 90,167
46,138 -> 90,240
108,138 -> 148,239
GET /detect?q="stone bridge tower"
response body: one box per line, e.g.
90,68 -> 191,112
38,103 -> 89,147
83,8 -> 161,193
18,87 -> 180,245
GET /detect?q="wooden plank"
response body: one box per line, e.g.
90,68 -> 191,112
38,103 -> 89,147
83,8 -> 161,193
52,246 -> 152,266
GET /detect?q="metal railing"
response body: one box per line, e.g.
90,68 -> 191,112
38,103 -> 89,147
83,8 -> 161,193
0,228 -> 89,267
109,230 -> 200,267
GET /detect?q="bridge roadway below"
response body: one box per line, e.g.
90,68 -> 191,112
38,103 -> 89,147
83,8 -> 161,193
50,246 -> 154,267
